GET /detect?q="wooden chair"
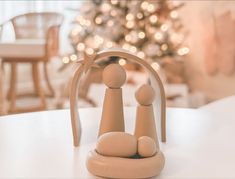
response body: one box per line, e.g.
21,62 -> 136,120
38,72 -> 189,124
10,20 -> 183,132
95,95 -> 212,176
0,24 -> 6,115
0,58 -> 5,115
0,12 -> 63,113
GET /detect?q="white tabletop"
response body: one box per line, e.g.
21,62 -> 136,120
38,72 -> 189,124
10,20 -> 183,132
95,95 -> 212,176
0,96 -> 235,178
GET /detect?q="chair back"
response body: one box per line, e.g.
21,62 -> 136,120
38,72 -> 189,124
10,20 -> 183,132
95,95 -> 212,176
12,12 -> 63,57
12,12 -> 63,39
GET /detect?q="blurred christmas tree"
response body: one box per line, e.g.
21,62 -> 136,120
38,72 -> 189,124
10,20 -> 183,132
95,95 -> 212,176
64,0 -> 189,82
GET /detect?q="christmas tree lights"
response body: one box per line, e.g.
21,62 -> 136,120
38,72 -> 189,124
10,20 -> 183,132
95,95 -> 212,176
66,0 -> 189,67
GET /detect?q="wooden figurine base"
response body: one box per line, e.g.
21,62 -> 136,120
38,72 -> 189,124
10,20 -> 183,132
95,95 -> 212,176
86,150 -> 165,179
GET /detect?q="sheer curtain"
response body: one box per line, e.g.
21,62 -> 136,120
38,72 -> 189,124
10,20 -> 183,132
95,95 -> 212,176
0,0 -> 82,53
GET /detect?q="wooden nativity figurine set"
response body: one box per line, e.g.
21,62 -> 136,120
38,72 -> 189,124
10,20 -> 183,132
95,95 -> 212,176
69,49 -> 166,178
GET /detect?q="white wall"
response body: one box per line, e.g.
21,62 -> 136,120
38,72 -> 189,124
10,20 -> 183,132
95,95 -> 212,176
179,1 -> 235,102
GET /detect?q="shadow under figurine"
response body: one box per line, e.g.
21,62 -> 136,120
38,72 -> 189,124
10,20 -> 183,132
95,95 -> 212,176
86,64 -> 165,179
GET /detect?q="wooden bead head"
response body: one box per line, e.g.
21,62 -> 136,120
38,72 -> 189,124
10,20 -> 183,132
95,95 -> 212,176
102,63 -> 126,88
135,84 -> 155,106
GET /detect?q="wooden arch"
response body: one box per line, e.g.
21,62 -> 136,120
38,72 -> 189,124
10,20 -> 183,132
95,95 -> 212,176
70,48 -> 166,147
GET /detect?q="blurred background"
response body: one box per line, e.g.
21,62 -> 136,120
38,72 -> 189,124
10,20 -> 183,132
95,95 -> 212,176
0,0 -> 235,115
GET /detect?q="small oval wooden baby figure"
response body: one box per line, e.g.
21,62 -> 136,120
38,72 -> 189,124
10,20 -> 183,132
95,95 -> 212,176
138,136 -> 158,158
134,84 -> 160,150
98,64 -> 126,136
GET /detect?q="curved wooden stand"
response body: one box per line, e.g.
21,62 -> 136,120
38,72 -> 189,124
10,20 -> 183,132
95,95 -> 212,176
86,150 -> 165,179
70,48 -> 166,147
